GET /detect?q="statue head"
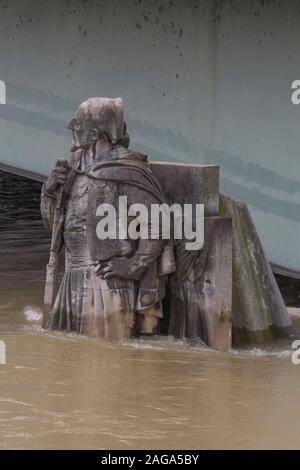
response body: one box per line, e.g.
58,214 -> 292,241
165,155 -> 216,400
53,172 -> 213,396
68,97 -> 130,151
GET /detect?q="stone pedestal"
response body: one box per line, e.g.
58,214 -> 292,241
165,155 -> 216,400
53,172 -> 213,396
151,161 -> 291,349
151,162 -> 233,350
202,217 -> 232,350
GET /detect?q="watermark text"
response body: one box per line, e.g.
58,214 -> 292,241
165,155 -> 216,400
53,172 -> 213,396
96,197 -> 204,251
0,340 -> 6,365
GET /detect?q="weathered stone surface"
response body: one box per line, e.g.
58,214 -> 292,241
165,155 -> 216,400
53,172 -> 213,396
220,193 -> 292,344
150,162 -> 219,216
202,217 -> 232,350
152,161 -> 231,350
168,216 -> 232,351
42,98 -> 173,339
288,308 -> 300,336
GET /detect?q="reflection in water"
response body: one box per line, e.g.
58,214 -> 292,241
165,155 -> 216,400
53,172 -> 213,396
0,171 -> 300,450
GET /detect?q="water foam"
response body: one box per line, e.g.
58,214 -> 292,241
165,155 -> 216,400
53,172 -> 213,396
23,306 -> 43,322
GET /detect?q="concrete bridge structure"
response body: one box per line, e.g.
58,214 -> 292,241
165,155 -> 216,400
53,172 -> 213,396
0,0 -> 299,274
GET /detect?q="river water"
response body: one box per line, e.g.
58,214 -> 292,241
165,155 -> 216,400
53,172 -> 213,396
0,171 -> 300,450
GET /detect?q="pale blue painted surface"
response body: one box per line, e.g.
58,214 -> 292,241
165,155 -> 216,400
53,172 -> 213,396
0,0 -> 299,270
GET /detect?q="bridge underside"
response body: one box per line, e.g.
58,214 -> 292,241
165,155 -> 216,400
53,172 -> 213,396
0,0 -> 299,272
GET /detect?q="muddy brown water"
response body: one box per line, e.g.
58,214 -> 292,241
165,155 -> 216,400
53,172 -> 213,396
0,171 -> 300,450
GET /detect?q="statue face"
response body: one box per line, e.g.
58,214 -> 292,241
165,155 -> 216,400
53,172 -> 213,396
69,118 -> 93,151
71,123 -> 80,149
68,97 -> 126,150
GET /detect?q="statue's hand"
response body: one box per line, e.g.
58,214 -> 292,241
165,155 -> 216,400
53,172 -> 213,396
45,160 -> 69,193
93,258 -> 138,280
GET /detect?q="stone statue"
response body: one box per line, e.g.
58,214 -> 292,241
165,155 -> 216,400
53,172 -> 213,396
41,97 -> 175,340
40,97 -> 289,351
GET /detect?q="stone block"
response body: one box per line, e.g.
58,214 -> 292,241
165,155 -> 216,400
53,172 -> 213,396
168,216 -> 232,351
220,193 -> 292,344
150,162 -> 219,216
203,216 -> 232,350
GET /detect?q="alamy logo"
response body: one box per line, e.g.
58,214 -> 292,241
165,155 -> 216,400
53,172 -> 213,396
0,340 -> 6,365
0,80 -> 6,104
96,197 -> 205,251
291,340 -> 300,365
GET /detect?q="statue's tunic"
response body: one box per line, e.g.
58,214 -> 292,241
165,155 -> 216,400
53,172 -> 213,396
41,147 -> 174,340
47,173 -> 134,339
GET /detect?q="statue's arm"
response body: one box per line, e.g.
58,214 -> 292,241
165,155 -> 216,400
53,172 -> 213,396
122,239 -> 164,280
40,184 -> 56,232
95,184 -> 165,280
41,160 -> 69,232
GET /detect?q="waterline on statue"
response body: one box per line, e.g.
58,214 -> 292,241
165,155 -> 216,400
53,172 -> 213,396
18,309 -> 295,359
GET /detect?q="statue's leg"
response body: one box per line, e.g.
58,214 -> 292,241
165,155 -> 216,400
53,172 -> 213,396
137,302 -> 163,335
98,276 -> 135,341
